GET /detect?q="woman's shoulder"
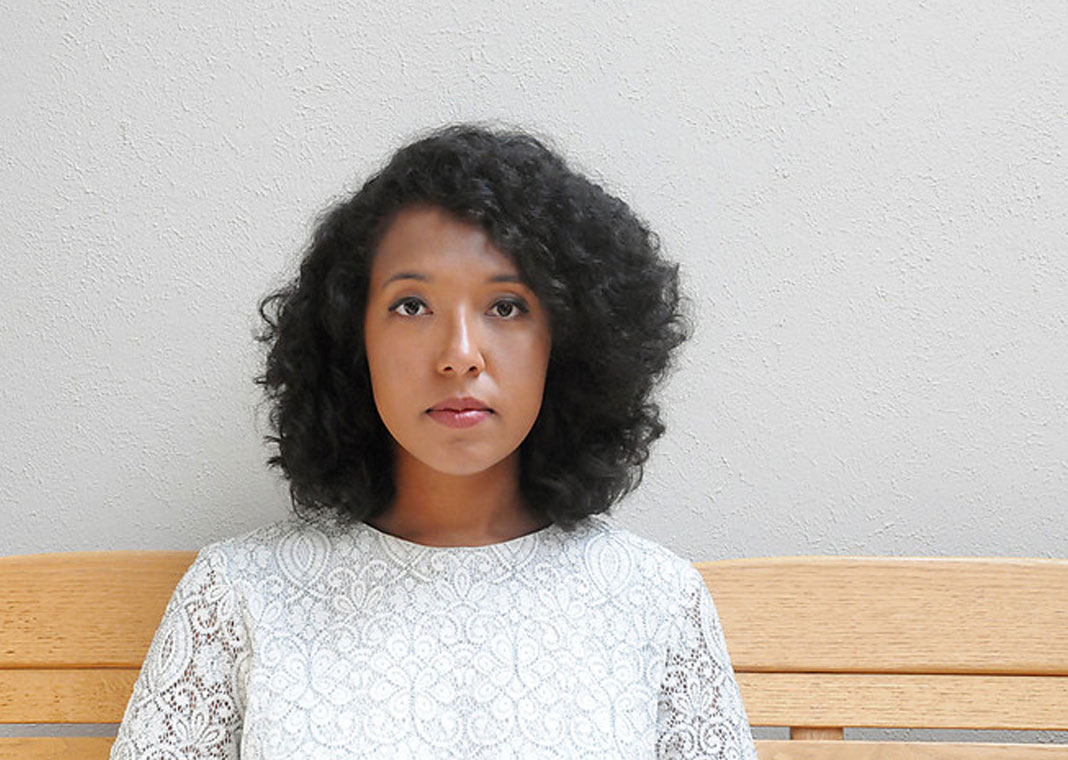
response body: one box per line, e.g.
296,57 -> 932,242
191,511 -> 367,583
579,514 -> 693,563
568,515 -> 701,595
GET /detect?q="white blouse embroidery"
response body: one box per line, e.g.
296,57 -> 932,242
110,514 -> 756,759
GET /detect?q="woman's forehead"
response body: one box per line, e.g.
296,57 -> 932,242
370,206 -> 522,283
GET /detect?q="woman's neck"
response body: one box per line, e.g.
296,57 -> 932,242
366,449 -> 550,547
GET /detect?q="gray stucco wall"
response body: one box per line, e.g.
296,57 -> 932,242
2,0 -> 1066,742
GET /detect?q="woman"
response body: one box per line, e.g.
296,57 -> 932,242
111,125 -> 757,759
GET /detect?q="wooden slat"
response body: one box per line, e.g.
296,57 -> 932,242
0,551 -> 195,668
0,669 -> 137,723
791,728 -> 845,740
739,673 -> 1068,730
0,737 -> 114,760
698,557 -> 1068,675
755,740 -> 1068,759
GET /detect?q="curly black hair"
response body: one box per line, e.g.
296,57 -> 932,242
256,124 -> 691,529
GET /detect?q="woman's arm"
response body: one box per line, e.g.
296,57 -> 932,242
109,545 -> 249,760
656,565 -> 758,760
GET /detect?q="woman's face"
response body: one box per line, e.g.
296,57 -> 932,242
363,205 -> 552,477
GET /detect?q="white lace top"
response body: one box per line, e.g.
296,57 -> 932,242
110,513 -> 756,759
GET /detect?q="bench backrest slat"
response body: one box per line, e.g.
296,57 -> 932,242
0,669 -> 137,723
738,672 -> 1068,730
0,552 -> 196,669
0,737 -> 114,760
697,557 -> 1068,675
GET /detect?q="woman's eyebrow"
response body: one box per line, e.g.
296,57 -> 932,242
384,271 -> 428,284
383,272 -> 524,285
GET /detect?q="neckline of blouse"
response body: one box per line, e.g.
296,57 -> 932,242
358,518 -> 562,552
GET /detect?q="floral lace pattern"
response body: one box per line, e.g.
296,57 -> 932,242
111,514 -> 756,759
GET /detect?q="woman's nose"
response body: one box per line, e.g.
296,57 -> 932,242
436,308 -> 485,376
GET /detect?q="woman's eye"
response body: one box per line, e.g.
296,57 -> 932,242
491,299 -> 527,319
390,298 -> 428,316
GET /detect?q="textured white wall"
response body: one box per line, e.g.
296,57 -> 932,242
3,0 -> 1066,565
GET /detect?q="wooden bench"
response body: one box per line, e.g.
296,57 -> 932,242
698,557 -> 1068,759
1,553 -> 1066,759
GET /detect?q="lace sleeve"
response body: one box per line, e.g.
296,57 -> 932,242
656,566 -> 757,760
110,546 -> 249,760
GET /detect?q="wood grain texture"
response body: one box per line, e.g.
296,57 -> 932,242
755,740 -> 1068,759
791,728 -> 845,740
0,737 -> 114,760
0,668 -> 137,723
0,551 -> 195,668
739,672 -> 1068,729
697,557 -> 1068,675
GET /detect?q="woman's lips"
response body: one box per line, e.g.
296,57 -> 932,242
427,396 -> 491,428
426,409 -> 492,428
